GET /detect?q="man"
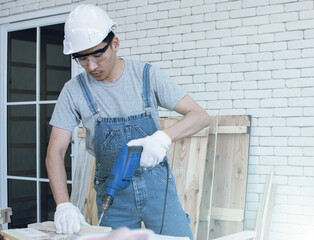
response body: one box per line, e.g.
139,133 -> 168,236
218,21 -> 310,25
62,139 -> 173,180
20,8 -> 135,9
46,4 -> 210,239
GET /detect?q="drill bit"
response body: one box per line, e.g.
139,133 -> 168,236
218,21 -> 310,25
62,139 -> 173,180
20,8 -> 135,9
98,210 -> 105,227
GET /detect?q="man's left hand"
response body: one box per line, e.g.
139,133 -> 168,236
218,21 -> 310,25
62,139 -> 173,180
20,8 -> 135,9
127,130 -> 171,167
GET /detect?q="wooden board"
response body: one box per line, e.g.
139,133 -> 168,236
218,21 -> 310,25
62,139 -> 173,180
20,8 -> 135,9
41,221 -> 111,233
26,221 -> 111,240
1,228 -> 50,240
212,170 -> 276,240
200,207 -> 244,222
71,128 -> 94,213
197,115 -> 251,239
159,118 -> 209,240
0,207 -> 12,230
82,157 -> 98,225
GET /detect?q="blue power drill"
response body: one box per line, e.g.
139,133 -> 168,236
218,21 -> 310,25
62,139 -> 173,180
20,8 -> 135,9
101,144 -> 143,212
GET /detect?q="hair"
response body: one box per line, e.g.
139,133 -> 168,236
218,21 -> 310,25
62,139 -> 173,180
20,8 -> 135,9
103,31 -> 115,44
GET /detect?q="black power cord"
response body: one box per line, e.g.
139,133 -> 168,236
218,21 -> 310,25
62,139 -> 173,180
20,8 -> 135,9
159,160 -> 169,234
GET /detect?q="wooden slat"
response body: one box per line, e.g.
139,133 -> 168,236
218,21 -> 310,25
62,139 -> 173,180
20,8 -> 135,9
255,170 -> 276,240
70,135 -> 93,212
208,126 -> 248,134
41,221 -> 111,233
212,230 -> 257,240
155,234 -> 190,240
0,207 -> 12,228
82,157 -> 99,225
159,118 -> 209,137
212,170 -> 277,240
198,116 -> 251,240
77,127 -> 86,138
1,229 -> 47,240
160,118 -> 209,240
199,207 -> 244,222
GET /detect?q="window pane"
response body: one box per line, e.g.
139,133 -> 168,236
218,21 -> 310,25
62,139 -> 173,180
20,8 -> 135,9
40,24 -> 71,100
8,28 -> 36,102
8,179 -> 37,228
40,104 -> 72,180
7,105 -> 36,177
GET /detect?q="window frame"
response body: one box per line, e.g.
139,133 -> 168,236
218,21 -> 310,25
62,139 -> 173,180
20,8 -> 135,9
0,6 -> 80,228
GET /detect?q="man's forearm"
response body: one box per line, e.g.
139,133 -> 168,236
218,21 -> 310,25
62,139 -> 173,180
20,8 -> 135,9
163,108 -> 210,142
46,154 -> 70,205
45,127 -> 73,205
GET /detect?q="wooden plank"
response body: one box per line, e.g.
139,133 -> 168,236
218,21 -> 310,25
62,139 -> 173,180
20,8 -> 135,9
197,116 -> 251,240
208,126 -> 248,135
1,229 -> 47,240
155,234 -> 190,240
212,230 -> 256,240
184,136 -> 208,238
213,116 -> 250,238
171,137 -> 191,207
197,132 -> 216,240
160,118 -> 209,138
255,170 -> 276,240
160,118 -> 209,240
263,183 -> 276,240
70,136 -> 93,212
0,208 -> 12,224
41,221 -> 111,233
199,207 -> 244,222
212,171 -> 276,240
82,157 -> 98,225
77,127 -> 86,138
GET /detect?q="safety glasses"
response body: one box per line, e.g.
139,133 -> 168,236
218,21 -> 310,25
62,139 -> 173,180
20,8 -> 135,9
72,37 -> 113,66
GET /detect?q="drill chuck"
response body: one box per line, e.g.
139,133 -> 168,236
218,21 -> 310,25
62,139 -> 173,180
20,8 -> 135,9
101,194 -> 114,211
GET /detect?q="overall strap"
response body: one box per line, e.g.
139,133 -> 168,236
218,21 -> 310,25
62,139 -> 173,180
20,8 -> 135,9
77,73 -> 99,116
142,63 -> 152,114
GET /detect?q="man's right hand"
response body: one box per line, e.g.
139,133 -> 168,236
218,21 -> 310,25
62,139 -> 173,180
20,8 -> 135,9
54,202 -> 88,234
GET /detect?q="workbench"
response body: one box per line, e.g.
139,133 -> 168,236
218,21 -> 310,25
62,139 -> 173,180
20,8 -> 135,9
0,221 -> 189,240
0,221 -> 111,240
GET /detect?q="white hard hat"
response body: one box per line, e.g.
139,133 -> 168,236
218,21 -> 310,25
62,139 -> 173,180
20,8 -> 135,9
63,4 -> 117,55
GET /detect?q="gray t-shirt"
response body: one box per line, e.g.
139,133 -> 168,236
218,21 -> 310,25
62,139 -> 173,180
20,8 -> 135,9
50,58 -> 186,156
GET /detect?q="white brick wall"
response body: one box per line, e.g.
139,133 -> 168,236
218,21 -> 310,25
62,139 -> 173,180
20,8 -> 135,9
1,0 -> 314,239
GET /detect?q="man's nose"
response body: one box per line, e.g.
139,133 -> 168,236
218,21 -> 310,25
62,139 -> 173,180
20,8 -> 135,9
86,58 -> 98,71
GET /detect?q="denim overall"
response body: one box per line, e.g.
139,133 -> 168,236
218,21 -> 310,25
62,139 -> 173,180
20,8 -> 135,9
77,64 -> 193,239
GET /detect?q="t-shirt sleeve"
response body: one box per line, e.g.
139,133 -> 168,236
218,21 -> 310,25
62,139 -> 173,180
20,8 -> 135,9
49,84 -> 81,132
149,66 -> 187,111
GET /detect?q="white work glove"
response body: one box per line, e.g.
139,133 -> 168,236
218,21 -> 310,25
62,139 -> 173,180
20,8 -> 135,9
127,130 -> 171,167
54,202 -> 89,234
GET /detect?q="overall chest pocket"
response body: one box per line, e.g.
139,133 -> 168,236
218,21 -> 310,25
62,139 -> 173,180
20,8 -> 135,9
100,124 -> 156,151
100,129 -> 124,152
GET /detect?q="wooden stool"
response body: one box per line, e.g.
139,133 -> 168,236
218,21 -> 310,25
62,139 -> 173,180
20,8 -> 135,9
0,207 -> 12,230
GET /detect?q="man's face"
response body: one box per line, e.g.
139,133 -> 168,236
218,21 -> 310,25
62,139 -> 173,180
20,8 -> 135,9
74,37 -> 118,82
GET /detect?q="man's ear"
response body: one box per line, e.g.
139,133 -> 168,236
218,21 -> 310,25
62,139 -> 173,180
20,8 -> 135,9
111,36 -> 120,52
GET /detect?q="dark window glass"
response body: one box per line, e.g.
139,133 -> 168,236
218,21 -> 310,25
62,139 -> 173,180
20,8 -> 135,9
7,105 -> 36,177
8,28 -> 36,102
8,179 -> 37,228
40,24 -> 71,100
